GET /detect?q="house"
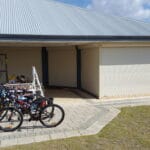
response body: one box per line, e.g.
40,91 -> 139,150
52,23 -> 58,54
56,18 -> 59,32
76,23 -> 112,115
0,0 -> 150,100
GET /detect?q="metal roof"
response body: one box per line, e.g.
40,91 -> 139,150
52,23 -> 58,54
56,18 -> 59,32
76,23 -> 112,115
0,0 -> 150,38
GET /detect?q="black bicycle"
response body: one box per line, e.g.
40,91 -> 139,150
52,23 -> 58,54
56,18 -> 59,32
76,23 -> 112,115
0,86 -> 65,132
0,103 -> 65,132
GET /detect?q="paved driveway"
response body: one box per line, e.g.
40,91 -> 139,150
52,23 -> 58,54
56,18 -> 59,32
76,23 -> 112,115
0,90 -> 120,147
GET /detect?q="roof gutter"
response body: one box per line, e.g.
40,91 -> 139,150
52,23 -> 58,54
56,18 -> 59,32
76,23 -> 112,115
0,34 -> 150,42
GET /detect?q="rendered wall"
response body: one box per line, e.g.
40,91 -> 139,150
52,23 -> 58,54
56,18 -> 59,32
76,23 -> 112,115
48,46 -> 77,87
81,47 -> 99,97
100,47 -> 150,99
0,47 -> 42,82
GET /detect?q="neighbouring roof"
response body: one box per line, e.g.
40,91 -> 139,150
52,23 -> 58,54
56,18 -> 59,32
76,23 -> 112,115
0,0 -> 150,41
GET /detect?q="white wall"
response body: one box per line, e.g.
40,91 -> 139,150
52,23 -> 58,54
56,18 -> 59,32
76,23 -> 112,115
100,47 -> 150,99
81,47 -> 99,97
48,46 -> 77,87
0,47 -> 42,81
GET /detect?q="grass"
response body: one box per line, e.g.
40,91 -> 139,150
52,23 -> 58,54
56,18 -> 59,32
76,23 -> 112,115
1,106 -> 150,150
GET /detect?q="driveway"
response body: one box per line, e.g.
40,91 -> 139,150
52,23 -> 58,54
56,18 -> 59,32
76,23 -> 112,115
0,89 -> 119,147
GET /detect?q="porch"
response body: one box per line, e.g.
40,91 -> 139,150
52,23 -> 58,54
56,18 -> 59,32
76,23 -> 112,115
0,45 -> 100,99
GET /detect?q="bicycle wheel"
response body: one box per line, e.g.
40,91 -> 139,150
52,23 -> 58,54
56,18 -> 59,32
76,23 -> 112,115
0,107 -> 23,132
40,104 -> 65,128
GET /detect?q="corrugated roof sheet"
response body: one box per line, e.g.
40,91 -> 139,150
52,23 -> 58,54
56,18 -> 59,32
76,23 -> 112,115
0,0 -> 150,36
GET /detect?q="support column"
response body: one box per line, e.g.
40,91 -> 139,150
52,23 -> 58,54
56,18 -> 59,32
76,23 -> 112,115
76,46 -> 81,89
41,47 -> 49,87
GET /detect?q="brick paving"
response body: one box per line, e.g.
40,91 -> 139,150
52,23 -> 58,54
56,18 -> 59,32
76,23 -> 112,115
0,98 -> 120,147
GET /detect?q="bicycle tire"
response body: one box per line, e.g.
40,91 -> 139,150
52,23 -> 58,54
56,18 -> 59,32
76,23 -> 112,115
0,107 -> 23,132
39,104 -> 65,128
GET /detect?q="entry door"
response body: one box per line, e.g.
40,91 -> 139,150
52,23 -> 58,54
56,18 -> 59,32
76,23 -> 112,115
0,54 -> 7,84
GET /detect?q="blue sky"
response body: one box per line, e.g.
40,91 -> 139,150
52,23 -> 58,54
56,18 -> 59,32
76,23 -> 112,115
56,0 -> 91,7
56,0 -> 150,22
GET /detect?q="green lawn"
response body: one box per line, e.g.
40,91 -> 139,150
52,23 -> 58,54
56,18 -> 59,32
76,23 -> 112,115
2,106 -> 150,150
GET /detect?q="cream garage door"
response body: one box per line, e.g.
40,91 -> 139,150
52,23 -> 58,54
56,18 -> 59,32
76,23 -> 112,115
100,47 -> 150,99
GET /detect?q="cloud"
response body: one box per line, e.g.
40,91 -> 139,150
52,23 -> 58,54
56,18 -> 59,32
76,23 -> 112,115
88,0 -> 150,21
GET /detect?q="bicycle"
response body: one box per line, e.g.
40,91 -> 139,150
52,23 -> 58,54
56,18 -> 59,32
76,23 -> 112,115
0,85 -> 65,132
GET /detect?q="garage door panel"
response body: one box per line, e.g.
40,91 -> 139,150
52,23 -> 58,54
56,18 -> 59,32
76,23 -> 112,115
101,48 -> 150,65
100,47 -> 150,98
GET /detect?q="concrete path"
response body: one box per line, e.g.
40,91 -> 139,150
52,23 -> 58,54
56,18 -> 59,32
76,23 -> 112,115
0,100 -> 119,147
0,89 -> 149,147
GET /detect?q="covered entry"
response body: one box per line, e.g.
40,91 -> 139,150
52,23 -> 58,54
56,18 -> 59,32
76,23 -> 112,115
0,45 -> 100,99
42,46 -> 100,98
